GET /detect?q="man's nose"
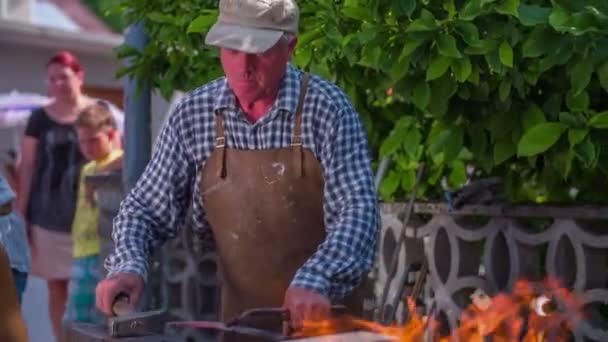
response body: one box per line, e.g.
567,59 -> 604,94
234,52 -> 255,69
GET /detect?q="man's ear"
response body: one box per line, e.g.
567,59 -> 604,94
287,36 -> 298,59
289,36 -> 298,51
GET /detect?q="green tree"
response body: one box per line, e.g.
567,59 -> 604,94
112,0 -> 608,204
82,0 -> 125,33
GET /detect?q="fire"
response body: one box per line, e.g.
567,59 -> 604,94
295,279 -> 584,341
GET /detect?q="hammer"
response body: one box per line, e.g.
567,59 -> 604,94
107,293 -> 169,338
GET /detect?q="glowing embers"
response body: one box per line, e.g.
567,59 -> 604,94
294,278 -> 583,341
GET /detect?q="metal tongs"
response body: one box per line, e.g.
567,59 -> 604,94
168,305 -> 348,341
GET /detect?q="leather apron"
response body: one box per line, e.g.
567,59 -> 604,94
200,74 -> 365,328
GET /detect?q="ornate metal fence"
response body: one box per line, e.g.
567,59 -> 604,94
375,202 -> 608,341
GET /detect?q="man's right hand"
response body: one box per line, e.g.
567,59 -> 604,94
96,273 -> 144,316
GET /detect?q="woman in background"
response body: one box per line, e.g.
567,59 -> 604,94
17,51 -> 91,340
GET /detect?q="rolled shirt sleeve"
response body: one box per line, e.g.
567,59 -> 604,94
104,109 -> 197,280
291,107 -> 380,300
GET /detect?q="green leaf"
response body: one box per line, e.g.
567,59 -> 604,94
598,62 -> 608,92
565,90 -> 589,111
538,37 -> 573,71
342,7 -> 375,21
444,127 -> 464,163
399,0 -> 417,17
358,45 -> 383,70
426,55 -> 452,81
454,21 -> 480,46
114,44 -> 140,58
448,160 -> 467,187
443,0 -> 457,17
559,112 -> 584,128
549,5 -> 607,36
589,112 -> 608,128
552,149 -> 574,179
147,12 -> 175,24
568,129 -> 589,146
293,47 -> 313,67
460,0 -> 484,21
412,82 -> 430,110
403,127 -> 422,159
499,79 -> 511,101
429,74 -> 458,116
570,58 -> 593,95
187,12 -> 217,33
517,123 -> 567,157
468,124 -> 492,172
573,137 -> 596,167
380,120 -> 410,156
390,53 -> 411,82
518,4 -> 552,26
401,40 -> 424,57
468,66 -> 480,85
406,13 -> 437,32
522,27 -> 556,58
400,169 -> 417,191
499,41 -> 514,67
496,0 -> 520,17
521,105 -> 546,131
494,139 -> 516,165
298,27 -> 324,46
436,34 -> 462,58
548,6 -> 570,31
452,56 -> 472,82
428,129 -> 451,155
379,171 -> 400,198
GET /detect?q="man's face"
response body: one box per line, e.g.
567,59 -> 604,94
77,127 -> 114,161
220,36 -> 297,104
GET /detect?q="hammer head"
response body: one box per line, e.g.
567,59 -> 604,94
107,309 -> 169,337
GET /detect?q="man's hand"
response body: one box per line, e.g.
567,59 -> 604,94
96,273 -> 144,316
283,286 -> 330,328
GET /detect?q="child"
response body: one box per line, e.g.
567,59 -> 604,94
64,102 -> 123,324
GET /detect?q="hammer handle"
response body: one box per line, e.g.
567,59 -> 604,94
111,292 -> 132,317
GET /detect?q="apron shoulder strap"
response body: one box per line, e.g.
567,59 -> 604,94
214,111 -> 227,177
292,72 -> 310,177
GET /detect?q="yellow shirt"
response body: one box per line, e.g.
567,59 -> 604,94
72,150 -> 123,258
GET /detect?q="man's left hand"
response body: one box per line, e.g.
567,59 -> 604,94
283,286 -> 330,328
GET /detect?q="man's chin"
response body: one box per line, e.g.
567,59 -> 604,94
233,90 -> 264,104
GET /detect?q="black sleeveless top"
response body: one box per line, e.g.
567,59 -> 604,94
24,108 -> 85,232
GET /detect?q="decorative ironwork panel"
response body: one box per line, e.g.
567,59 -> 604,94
91,172 -> 221,341
161,214 -> 221,341
377,202 -> 608,341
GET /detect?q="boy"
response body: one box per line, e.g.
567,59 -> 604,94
64,102 -> 123,324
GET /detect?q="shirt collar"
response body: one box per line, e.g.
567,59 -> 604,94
213,64 -> 302,117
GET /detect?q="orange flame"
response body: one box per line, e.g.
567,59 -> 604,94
295,279 -> 584,341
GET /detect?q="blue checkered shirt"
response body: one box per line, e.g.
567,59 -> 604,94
105,64 -> 380,300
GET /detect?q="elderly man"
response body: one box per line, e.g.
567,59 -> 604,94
96,0 -> 379,328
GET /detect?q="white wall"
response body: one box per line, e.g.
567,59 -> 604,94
0,40 -> 174,148
0,41 -> 122,94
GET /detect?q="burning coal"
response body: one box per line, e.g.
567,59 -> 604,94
295,279 -> 584,341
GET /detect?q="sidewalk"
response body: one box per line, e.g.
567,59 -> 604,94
22,275 -> 55,342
